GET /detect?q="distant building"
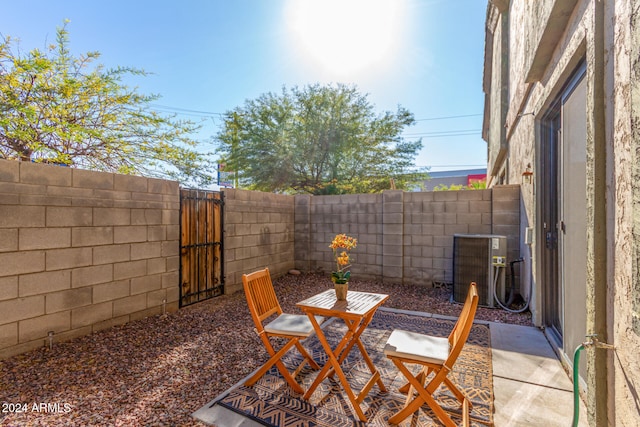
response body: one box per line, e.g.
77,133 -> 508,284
421,168 -> 487,191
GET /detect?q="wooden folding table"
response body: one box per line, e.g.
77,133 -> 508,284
296,289 -> 389,422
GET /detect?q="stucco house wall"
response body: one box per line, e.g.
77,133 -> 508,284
483,0 -> 640,425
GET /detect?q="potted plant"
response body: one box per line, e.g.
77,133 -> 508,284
329,233 -> 357,300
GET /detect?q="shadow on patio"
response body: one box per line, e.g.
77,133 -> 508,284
0,273 -> 586,426
193,310 -> 588,427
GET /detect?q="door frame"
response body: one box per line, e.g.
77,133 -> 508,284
537,60 -> 587,346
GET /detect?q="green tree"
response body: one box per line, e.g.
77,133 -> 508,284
433,180 -> 486,191
216,84 -> 426,194
0,22 -> 213,185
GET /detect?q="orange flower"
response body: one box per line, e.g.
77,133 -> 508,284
330,233 -> 357,284
337,251 -> 350,266
329,233 -> 357,250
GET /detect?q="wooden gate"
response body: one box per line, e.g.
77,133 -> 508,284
179,188 -> 224,307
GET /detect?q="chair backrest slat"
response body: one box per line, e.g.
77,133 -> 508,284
242,268 -> 282,331
445,282 -> 479,370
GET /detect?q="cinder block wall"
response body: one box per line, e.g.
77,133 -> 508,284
402,189 -> 493,284
295,186 -> 520,286
0,160 -> 519,360
0,160 -> 179,359
295,193 -> 383,281
223,188 -> 295,294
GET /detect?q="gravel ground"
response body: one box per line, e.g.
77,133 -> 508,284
0,273 -> 531,427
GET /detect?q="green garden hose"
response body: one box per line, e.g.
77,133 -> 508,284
572,343 -> 585,427
572,337 -> 614,426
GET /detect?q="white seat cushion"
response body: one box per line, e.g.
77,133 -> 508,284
264,314 -> 324,338
384,329 -> 450,365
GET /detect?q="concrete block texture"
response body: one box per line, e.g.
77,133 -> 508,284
19,270 -> 71,297
0,229 -> 18,252
0,159 -> 19,182
224,188 -> 295,291
46,206 -> 92,227
130,274 -> 161,295
146,288 -> 168,308
94,208 -> 131,226
72,227 -> 113,247
295,187 -> 513,292
0,296 -> 45,325
114,260 -> 147,280
0,161 -> 180,359
114,174 -> 148,192
19,311 -> 70,342
114,225 -> 147,243
492,184 -> 520,200
93,280 -> 131,304
112,294 -> 147,317
0,251 -> 45,276
1,160 -> 518,360
132,209 -> 162,225
20,228 -> 71,250
0,205 -> 45,228
131,242 -> 162,260
0,323 -> 17,349
20,162 -> 71,187
71,265 -> 113,288
0,183 -> 44,199
72,168 -> 114,189
93,244 -> 131,264
148,178 -> 179,194
46,287 -> 92,313
71,301 -> 113,329
0,277 -> 18,301
445,201 -> 470,213
46,247 -> 92,271
20,194 -> 72,207
433,191 -> 459,201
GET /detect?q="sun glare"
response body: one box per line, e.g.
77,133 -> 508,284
286,0 -> 405,78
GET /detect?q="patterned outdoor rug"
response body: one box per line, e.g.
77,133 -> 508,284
212,310 -> 493,426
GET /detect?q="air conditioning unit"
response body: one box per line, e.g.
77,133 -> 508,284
453,234 -> 507,308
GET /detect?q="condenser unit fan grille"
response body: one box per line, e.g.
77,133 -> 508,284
453,234 -> 507,308
453,237 -> 490,304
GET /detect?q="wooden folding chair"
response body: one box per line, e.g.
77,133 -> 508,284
383,282 -> 479,426
242,268 -> 323,394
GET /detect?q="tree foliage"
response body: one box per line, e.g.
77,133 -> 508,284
0,22 -> 213,185
216,84 -> 426,194
433,180 -> 487,191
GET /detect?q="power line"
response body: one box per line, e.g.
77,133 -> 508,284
413,164 -> 487,169
147,103 -> 481,122
148,104 -> 224,116
414,113 -> 482,121
403,128 -> 481,137
143,104 -> 484,137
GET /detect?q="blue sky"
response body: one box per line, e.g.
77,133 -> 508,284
1,0 -> 487,172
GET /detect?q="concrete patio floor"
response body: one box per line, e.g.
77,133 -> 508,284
194,314 -> 589,426
490,321 -> 588,426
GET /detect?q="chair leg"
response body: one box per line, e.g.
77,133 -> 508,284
462,398 -> 470,427
294,340 -> 320,370
388,359 -> 457,427
443,376 -> 473,409
398,368 -> 427,394
413,379 -> 457,427
246,337 -> 304,394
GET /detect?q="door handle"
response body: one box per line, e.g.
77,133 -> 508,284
546,231 -> 557,249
